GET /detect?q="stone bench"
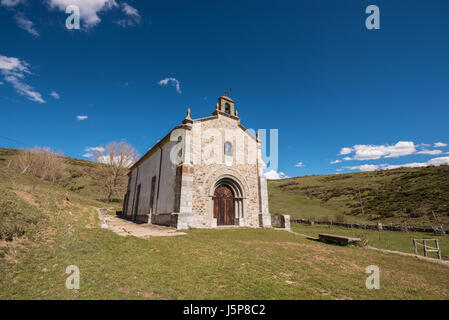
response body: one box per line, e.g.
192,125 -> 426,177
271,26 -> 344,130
318,233 -> 361,246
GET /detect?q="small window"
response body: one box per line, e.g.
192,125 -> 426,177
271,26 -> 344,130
225,103 -> 231,114
224,141 -> 232,156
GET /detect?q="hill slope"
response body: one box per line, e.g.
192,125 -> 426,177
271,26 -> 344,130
268,166 -> 449,228
2,147 -> 448,228
1,147 -> 449,299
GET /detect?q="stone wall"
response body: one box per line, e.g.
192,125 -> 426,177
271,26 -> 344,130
181,113 -> 266,228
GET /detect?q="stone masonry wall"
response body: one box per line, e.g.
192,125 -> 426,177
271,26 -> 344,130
183,113 -> 265,228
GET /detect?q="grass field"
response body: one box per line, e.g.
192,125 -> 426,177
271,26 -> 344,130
2,204 -> 449,299
1,148 -> 449,299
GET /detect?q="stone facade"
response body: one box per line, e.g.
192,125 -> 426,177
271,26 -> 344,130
122,96 -> 271,230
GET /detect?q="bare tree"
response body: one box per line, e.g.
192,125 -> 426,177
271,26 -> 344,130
92,141 -> 139,202
13,147 -> 68,183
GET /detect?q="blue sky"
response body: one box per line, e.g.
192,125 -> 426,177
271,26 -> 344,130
1,0 -> 448,179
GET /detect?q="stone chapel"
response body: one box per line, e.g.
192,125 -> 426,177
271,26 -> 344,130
122,96 -> 271,230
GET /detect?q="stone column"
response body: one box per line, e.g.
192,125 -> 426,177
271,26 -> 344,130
175,124 -> 195,230
176,164 -> 195,230
256,133 -> 272,228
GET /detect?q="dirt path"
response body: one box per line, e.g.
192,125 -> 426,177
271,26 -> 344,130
97,210 -> 186,238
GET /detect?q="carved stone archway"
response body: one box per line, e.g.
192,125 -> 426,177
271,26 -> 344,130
204,169 -> 248,226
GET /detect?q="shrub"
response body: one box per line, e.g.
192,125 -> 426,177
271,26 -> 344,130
13,147 -> 69,184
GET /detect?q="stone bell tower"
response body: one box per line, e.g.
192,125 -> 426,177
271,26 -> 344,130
213,96 -> 239,118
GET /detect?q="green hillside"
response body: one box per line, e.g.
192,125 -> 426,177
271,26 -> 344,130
1,147 -> 449,299
268,166 -> 449,228
0,147 -> 122,204
2,147 -> 448,229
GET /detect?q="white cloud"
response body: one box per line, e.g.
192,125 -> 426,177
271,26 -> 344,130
416,149 -> 442,155
382,163 -> 427,170
295,162 -> 304,167
115,2 -> 141,27
158,78 -> 182,94
353,141 -> 416,160
339,141 -> 416,161
0,54 -> 45,103
346,156 -> 449,172
427,156 -> 449,166
434,142 -> 447,148
330,160 -> 341,164
76,115 -> 88,120
264,170 -> 289,180
85,146 -> 105,153
14,12 -> 39,37
1,0 -> 23,7
50,91 -> 60,99
84,146 -> 134,167
338,140 -> 449,163
83,146 -> 105,158
46,0 -> 119,28
347,164 -> 380,172
339,147 -> 352,155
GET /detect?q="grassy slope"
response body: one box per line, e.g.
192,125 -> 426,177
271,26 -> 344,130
268,166 -> 449,228
1,148 -> 449,299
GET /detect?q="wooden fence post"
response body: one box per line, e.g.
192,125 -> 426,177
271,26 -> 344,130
435,240 -> 441,260
423,239 -> 427,257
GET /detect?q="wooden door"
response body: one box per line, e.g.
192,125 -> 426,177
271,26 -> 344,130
213,185 -> 235,225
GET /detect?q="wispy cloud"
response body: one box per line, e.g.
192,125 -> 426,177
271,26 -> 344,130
76,115 -> 88,121
47,0 -> 119,28
347,164 -> 380,172
158,78 -> 182,94
383,156 -> 449,170
14,12 -> 39,37
50,91 -> 60,99
264,170 -> 289,180
416,149 -> 442,155
115,2 -> 141,27
330,160 -> 341,164
339,147 -> 353,155
434,142 -> 447,148
0,54 -> 45,103
1,0 -> 24,7
295,162 -> 304,167
343,156 -> 449,172
83,146 -> 105,158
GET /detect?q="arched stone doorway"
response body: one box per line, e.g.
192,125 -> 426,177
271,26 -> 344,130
211,176 -> 244,226
213,185 -> 234,225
